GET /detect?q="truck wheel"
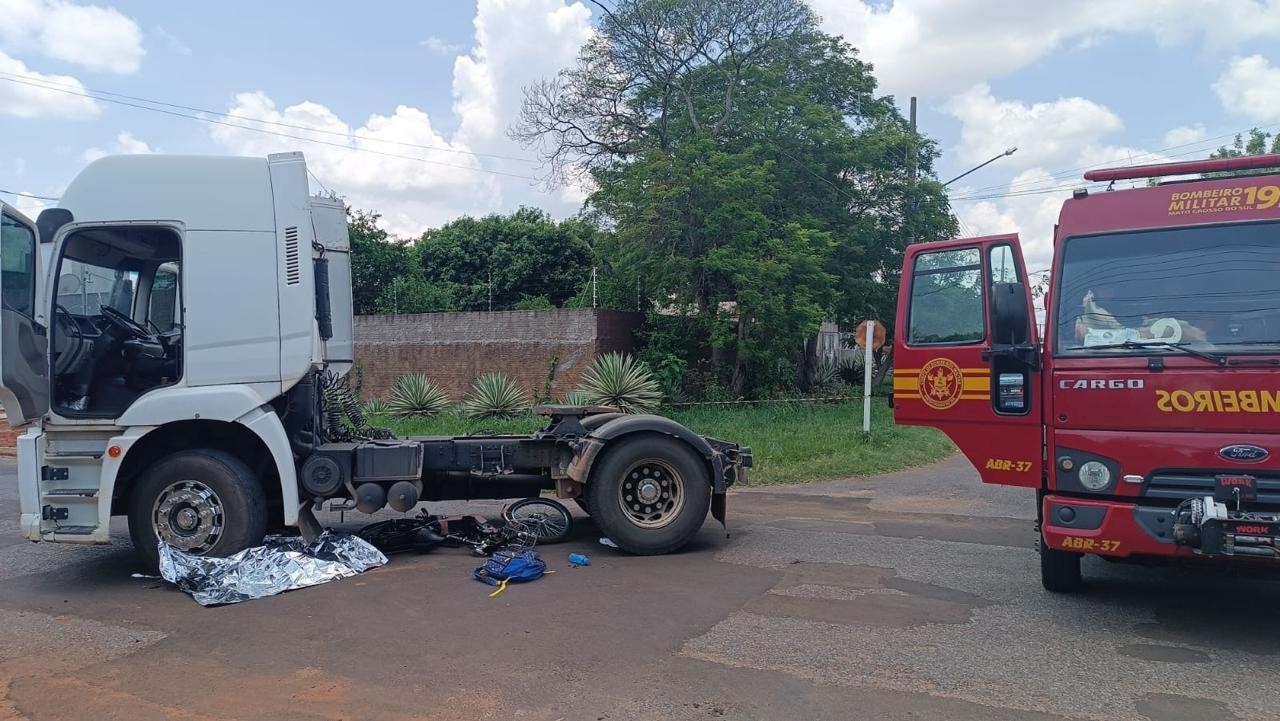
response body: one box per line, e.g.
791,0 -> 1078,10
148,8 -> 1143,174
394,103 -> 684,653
1040,543 -> 1083,592
585,436 -> 710,555
128,449 -> 268,572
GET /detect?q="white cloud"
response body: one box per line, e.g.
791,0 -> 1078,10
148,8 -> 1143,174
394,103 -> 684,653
943,84 -> 1123,170
81,130 -> 154,163
419,36 -> 462,55
452,0 -> 594,147
811,0 -> 1280,98
210,0 -> 596,237
0,0 -> 145,74
1163,124 -> 1206,147
0,50 -> 98,119
1214,54 -> 1280,123
13,192 -> 51,218
945,87 -> 1174,273
208,91 -> 503,236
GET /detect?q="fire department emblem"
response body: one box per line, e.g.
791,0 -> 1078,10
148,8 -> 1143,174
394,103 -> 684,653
919,358 -> 964,410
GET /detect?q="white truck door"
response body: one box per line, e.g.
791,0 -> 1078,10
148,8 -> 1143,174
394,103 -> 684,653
0,204 -> 48,425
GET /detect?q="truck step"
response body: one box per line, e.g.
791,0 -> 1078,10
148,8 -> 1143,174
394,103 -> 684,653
51,525 -> 97,535
42,489 -> 99,498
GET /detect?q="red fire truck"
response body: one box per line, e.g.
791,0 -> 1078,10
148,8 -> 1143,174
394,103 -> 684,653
893,153 -> 1280,592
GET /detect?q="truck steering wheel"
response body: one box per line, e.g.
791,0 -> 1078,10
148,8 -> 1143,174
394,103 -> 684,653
100,304 -> 154,340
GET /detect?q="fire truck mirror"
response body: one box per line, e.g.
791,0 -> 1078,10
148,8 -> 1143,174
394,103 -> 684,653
990,281 -> 1031,345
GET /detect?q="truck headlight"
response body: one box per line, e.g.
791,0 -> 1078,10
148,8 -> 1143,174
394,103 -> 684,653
1078,461 -> 1112,491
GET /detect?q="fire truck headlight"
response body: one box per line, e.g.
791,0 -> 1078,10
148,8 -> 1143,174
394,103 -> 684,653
1078,461 -> 1112,491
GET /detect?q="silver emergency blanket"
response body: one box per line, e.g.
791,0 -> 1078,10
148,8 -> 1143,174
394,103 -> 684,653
158,531 -> 388,606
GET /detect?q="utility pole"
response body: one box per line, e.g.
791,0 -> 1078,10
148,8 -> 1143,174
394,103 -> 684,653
591,267 -> 598,309
488,270 -> 493,312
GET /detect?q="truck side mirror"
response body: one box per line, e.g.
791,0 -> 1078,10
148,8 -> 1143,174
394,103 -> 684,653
37,208 -> 72,244
990,281 -> 1031,346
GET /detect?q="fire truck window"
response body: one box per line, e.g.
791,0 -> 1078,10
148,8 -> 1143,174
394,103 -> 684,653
1057,221 -> 1280,354
989,245 -> 1019,285
908,247 -> 984,345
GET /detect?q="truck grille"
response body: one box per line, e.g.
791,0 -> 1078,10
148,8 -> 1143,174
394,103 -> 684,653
1145,473 -> 1280,505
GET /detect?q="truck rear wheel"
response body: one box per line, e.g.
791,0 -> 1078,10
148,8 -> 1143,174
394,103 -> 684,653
585,436 -> 710,555
128,449 -> 268,572
1040,542 -> 1083,592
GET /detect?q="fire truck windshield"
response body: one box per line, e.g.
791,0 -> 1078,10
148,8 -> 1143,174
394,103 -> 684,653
1055,220 -> 1280,356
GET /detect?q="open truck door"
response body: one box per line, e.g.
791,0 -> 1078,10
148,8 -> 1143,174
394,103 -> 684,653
0,204 -> 47,426
893,235 -> 1042,488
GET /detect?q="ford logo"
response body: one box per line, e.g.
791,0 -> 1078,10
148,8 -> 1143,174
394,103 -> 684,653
1219,444 -> 1270,463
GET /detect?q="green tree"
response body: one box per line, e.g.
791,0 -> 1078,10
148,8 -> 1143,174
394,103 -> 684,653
1204,128 -> 1280,178
413,207 -> 594,310
515,0 -> 955,396
374,273 -> 457,314
348,209 -> 412,315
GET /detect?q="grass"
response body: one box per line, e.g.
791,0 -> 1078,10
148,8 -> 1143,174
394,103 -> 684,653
377,399 -> 954,486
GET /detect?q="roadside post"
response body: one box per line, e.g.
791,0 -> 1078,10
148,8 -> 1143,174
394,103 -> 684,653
854,320 -> 885,434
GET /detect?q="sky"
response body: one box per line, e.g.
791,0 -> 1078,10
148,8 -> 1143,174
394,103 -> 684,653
2,0 -> 1280,275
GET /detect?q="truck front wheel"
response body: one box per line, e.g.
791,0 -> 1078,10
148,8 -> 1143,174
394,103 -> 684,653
585,436 -> 711,555
1040,542 -> 1083,592
128,449 -> 268,572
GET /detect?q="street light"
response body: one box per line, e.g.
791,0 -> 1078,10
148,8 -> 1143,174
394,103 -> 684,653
943,146 -> 1018,187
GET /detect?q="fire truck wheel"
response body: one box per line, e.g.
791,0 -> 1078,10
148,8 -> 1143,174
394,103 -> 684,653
586,435 -> 710,555
1040,544 -> 1083,592
128,449 -> 268,573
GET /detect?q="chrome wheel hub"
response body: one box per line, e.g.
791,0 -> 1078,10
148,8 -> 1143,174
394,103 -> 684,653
153,480 -> 225,554
619,460 -> 685,529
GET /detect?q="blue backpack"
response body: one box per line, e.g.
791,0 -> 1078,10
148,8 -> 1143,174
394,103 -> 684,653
474,550 -> 548,596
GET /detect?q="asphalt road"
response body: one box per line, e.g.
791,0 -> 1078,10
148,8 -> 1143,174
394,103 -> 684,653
2,454 -> 1279,721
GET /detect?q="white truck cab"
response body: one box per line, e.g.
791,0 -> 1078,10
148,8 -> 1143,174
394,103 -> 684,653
3,151 -> 749,570
2,152 -> 352,566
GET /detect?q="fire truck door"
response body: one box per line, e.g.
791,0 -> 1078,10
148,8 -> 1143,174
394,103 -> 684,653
892,235 -> 1043,488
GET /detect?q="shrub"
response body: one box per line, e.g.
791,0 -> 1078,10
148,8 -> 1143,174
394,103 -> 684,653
462,373 -> 529,419
362,397 -> 390,416
579,352 -> 663,414
813,360 -> 841,389
562,389 -> 592,406
386,373 -> 451,418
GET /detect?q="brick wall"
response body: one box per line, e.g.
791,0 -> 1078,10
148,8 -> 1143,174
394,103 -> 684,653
0,413 -> 21,456
354,309 -> 642,402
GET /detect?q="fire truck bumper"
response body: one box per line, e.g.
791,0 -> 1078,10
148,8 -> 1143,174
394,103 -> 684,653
1041,494 -> 1280,561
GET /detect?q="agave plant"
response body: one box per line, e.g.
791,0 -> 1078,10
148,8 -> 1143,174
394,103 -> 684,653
386,373 -> 451,418
813,360 -> 841,389
462,373 -> 529,419
579,352 -> 663,414
361,397 -> 390,417
562,389 -> 592,406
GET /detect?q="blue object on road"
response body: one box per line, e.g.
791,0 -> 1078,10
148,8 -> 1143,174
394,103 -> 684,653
568,553 -> 591,566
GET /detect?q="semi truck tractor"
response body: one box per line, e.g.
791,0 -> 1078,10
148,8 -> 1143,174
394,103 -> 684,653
1,152 -> 749,570
893,153 -> 1280,591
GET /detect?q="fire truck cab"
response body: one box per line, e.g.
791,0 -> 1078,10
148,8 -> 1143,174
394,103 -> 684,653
894,154 -> 1280,591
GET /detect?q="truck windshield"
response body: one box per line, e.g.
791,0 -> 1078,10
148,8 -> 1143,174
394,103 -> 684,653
1056,221 -> 1280,355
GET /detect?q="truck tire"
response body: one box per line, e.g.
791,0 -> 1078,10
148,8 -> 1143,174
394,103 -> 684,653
585,435 -> 710,555
128,449 -> 268,572
1040,543 -> 1083,592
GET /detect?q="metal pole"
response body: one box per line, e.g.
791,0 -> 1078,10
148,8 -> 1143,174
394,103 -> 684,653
862,321 -> 875,434
488,270 -> 493,312
591,266 -> 598,309
943,147 -> 1018,187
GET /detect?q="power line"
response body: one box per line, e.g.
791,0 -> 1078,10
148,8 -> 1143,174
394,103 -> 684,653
0,74 -> 544,182
0,71 -> 540,166
0,188 -> 59,201
951,120 -> 1280,199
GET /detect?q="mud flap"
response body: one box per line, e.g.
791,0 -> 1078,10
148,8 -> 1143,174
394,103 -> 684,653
298,502 -> 324,543
711,493 -> 728,537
